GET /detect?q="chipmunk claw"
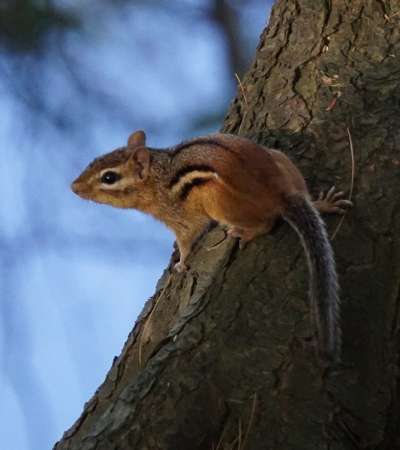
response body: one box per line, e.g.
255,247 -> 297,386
314,186 -> 353,215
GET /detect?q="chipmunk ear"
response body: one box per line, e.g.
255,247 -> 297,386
130,147 -> 151,181
128,130 -> 146,148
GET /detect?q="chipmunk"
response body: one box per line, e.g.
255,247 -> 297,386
71,130 -> 352,362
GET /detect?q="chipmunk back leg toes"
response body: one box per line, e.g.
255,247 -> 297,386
314,186 -> 353,215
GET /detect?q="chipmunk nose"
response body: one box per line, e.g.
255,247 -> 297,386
71,180 -> 83,194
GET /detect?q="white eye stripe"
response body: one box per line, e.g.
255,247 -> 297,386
99,168 -> 122,177
100,177 -> 134,190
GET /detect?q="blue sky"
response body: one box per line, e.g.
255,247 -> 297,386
0,2 -> 270,449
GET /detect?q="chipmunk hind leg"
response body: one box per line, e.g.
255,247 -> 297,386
202,184 -> 282,247
227,216 -> 276,243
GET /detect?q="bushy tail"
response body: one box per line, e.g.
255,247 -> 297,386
283,194 -> 341,362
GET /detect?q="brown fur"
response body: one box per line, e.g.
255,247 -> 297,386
71,131 -> 347,271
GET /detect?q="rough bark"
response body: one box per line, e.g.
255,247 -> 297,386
54,1 -> 400,449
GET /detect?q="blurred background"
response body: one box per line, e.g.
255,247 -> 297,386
0,1 -> 272,449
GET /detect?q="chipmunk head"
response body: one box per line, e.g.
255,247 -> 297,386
71,130 -> 152,209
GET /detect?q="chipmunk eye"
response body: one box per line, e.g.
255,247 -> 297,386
101,171 -> 121,185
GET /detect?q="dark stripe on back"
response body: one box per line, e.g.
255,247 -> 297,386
168,164 -> 216,188
179,178 -> 211,200
170,138 -> 232,158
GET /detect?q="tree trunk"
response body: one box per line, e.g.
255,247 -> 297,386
54,1 -> 400,449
